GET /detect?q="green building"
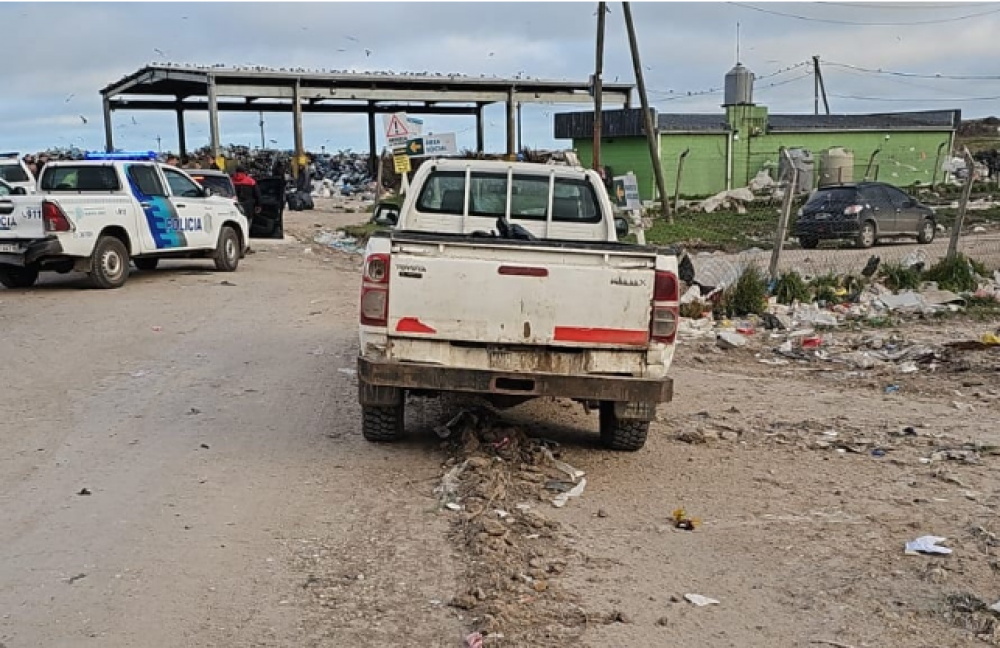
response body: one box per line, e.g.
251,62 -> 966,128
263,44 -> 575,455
554,64 -> 959,201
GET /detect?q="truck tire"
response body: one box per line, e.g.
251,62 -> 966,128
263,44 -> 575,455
134,258 -> 159,271
89,236 -> 130,289
599,402 -> 649,452
0,265 -> 39,289
362,404 -> 404,442
214,226 -> 240,272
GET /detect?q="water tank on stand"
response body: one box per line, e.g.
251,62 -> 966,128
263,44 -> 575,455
819,147 -> 854,186
724,63 -> 755,106
780,148 -> 815,193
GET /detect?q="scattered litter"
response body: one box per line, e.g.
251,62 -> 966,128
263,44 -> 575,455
982,333 -> 1000,346
884,384 -> 900,395
989,600 -> 1000,614
904,535 -> 953,556
445,502 -> 462,512
67,573 -> 87,584
463,631 -> 484,648
219,280 -> 237,287
541,447 -> 585,482
434,460 -> 468,505
187,407 -> 201,415
871,448 -> 886,458
151,326 -> 162,332
671,508 -> 700,531
684,593 -> 720,607
199,443 -> 210,450
716,331 -> 747,349
552,478 -> 587,508
77,488 -> 92,496
337,368 -> 357,377
309,347 -> 325,356
130,370 -> 149,378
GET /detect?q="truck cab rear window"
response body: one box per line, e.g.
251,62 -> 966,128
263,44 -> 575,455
41,166 -> 120,191
416,170 -> 600,223
0,164 -> 31,183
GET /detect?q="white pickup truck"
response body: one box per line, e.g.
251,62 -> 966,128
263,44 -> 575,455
0,153 -> 248,289
358,159 -> 679,451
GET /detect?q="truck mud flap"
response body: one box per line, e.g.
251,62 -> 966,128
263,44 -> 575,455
358,357 -> 673,404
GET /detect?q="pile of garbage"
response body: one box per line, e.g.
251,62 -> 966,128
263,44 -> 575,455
313,230 -> 364,254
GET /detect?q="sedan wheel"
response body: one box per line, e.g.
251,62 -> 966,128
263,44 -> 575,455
917,219 -> 935,244
857,221 -> 876,249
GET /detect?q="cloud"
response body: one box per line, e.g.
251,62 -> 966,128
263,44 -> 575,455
0,2 -> 997,154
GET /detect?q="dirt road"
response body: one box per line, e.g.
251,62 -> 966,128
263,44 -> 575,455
2,213 -> 999,647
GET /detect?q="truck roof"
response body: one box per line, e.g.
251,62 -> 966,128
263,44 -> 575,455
424,158 -> 589,179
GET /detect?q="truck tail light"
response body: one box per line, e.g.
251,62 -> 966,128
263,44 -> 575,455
651,270 -> 679,344
43,201 -> 73,232
360,253 -> 390,327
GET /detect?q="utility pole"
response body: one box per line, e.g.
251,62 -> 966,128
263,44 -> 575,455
259,111 -> 266,149
813,55 -> 830,115
593,1 -> 606,172
623,2 -> 671,222
156,135 -> 162,155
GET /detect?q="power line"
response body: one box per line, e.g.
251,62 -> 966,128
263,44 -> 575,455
646,61 -> 810,100
827,66 -> 983,96
729,2 -> 1000,25
818,1 -> 998,10
824,60 -> 1000,81
830,92 -> 1000,103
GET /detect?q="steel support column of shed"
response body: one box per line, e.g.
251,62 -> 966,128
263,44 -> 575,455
99,65 -> 634,157
367,103 -> 377,176
175,98 -> 187,157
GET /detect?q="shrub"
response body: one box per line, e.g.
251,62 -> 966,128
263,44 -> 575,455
773,270 -> 810,305
880,262 -> 922,291
718,266 -> 768,317
923,254 -> 980,292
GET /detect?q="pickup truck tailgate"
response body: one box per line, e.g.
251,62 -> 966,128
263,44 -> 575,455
0,198 -> 45,243
387,235 -> 656,348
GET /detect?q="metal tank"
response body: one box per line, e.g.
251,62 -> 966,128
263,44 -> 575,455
724,63 -> 754,106
780,148 -> 815,193
819,147 -> 855,186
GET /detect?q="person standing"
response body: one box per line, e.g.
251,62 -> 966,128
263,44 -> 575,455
232,166 -> 262,221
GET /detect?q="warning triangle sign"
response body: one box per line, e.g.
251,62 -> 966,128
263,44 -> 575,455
385,114 -> 409,138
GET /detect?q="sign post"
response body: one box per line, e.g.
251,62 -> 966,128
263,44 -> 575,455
612,172 -> 645,244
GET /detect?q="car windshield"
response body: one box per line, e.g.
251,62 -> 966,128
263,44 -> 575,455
191,174 -> 235,198
0,163 -> 30,183
805,188 -> 858,207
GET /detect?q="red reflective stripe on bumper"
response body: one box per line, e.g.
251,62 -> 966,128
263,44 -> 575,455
553,326 -> 648,345
396,317 -> 437,334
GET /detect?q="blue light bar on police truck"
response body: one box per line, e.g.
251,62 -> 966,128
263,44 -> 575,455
84,151 -> 159,161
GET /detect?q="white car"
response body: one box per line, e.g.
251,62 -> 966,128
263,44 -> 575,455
0,153 -> 37,195
0,152 -> 249,289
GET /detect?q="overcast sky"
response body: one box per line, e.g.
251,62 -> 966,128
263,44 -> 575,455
2,1 -> 998,156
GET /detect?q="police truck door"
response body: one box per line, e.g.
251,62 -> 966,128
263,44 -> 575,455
160,167 -> 215,249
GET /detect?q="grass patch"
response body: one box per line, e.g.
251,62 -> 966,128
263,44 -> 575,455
339,222 -> 386,244
879,262 -> 922,291
773,270 -> 810,305
717,266 -> 768,318
644,209 -> 778,251
923,253 -> 981,292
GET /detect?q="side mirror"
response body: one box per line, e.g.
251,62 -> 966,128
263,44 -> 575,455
373,203 -> 400,227
202,186 -> 215,198
614,216 -> 629,239
12,187 -> 27,195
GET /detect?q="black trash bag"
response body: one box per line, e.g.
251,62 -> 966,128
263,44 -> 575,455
286,192 -> 305,212
298,191 -> 314,211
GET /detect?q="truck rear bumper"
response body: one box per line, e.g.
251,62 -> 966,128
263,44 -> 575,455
0,237 -> 64,267
358,357 -> 673,407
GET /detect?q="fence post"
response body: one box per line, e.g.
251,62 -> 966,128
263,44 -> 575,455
947,146 -> 976,262
769,149 -> 798,281
673,148 -> 690,213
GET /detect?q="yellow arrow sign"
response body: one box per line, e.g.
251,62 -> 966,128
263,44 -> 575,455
409,140 -> 422,154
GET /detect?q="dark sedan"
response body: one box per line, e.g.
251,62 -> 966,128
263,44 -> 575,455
794,182 -> 936,249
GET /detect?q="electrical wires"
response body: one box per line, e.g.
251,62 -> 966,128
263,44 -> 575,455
729,2 -> 1000,26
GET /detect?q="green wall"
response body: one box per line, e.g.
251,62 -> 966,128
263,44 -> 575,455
573,137 -> 655,201
573,124 -> 952,200
659,133 -> 730,199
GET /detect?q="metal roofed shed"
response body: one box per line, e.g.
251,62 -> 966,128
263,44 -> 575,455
100,65 -> 634,173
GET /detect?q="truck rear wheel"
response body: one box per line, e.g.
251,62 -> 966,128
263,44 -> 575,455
89,236 -> 129,289
362,404 -> 404,442
0,265 -> 39,289
599,402 -> 649,452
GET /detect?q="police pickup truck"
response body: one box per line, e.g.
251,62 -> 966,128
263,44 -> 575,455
0,152 -> 248,289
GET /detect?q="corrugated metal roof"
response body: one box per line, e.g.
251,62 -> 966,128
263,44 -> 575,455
656,114 -> 729,133
554,108 -> 655,139
555,108 -> 960,139
768,110 -> 960,131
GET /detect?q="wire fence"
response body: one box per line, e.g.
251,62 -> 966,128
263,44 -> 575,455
649,148 -> 1000,289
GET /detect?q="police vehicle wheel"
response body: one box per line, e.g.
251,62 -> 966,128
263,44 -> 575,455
599,402 -> 649,452
89,236 -> 129,289
0,265 -> 39,289
134,258 -> 159,271
214,226 -> 240,272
